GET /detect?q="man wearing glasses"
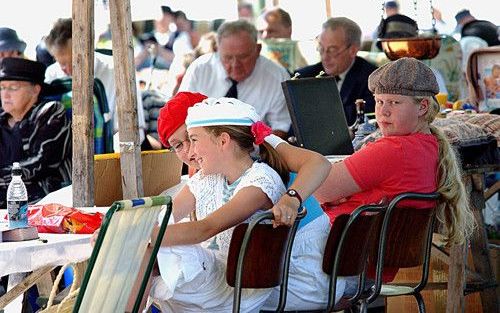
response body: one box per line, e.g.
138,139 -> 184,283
295,17 -> 377,125
0,58 -> 72,208
178,20 -> 291,139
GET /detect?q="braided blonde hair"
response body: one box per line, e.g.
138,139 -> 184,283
417,96 -> 475,246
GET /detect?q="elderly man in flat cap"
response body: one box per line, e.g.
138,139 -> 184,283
0,58 -> 72,208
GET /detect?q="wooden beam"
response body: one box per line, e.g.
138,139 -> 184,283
0,266 -> 56,309
108,0 -> 144,200
447,243 -> 466,313
72,0 -> 95,207
485,180 -> 500,200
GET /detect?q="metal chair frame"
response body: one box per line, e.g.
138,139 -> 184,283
364,192 -> 440,313
285,204 -> 385,313
228,209 -> 306,313
323,204 -> 385,312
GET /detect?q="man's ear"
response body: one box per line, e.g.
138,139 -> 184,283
256,43 -> 262,54
418,98 -> 430,117
33,84 -> 42,97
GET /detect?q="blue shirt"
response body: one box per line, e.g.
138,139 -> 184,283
288,173 -> 324,229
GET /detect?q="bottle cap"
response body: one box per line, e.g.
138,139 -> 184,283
11,162 -> 22,176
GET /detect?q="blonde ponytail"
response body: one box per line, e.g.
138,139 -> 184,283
430,125 -> 475,246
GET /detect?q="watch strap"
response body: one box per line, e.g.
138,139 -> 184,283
286,189 -> 303,208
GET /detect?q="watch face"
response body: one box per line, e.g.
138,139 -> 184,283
288,190 -> 297,196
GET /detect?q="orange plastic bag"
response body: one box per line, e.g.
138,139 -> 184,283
28,204 -> 103,234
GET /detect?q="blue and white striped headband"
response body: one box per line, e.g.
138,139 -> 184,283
186,97 -> 261,129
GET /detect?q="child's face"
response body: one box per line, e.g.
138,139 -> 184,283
375,94 -> 426,136
187,126 -> 221,175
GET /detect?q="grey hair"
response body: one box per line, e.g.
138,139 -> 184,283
216,20 -> 258,44
45,18 -> 72,51
322,17 -> 361,47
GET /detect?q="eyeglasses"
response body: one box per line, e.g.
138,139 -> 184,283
316,44 -> 351,57
0,85 -> 30,92
168,138 -> 190,153
219,51 -> 255,64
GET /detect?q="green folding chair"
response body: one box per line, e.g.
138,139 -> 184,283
69,195 -> 171,313
40,195 -> 171,313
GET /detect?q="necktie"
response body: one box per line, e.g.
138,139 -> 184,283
334,75 -> 341,82
225,79 -> 238,99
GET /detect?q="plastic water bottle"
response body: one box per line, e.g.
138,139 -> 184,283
352,114 -> 377,150
7,162 -> 28,229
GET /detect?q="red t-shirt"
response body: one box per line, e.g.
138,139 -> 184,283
323,133 -> 438,220
322,133 -> 438,281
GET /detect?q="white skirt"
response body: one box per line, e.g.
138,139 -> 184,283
151,244 -> 272,313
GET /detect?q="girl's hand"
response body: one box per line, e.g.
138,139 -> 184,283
271,196 -> 299,228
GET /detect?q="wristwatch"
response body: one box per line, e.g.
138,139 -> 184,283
285,189 -> 303,208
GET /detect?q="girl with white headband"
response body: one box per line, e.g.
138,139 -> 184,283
149,97 -> 340,312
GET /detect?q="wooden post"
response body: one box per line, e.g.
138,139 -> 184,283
325,0 -> 332,18
108,0 -> 144,200
446,172 -> 500,312
468,173 -> 500,313
72,0 -> 95,207
446,243 -> 466,313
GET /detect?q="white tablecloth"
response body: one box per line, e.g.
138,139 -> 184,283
0,205 -> 107,277
0,231 -> 92,277
0,175 -> 187,277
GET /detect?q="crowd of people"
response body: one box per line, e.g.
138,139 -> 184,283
0,1 -> 495,311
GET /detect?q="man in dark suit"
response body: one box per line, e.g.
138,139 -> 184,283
295,17 -> 377,125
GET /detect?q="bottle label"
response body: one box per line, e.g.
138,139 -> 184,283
7,200 -> 29,229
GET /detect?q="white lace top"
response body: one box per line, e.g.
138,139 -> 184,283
187,161 -> 286,254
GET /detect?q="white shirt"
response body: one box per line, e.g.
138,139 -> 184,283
336,60 -> 354,91
179,53 -> 292,132
187,161 -> 285,254
45,53 -> 146,143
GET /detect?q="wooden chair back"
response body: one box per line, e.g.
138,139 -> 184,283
368,192 -> 440,303
323,211 -> 382,276
381,206 -> 435,268
226,223 -> 290,288
226,209 -> 305,312
322,205 -> 384,312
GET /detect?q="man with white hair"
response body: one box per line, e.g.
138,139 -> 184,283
179,20 -> 291,138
